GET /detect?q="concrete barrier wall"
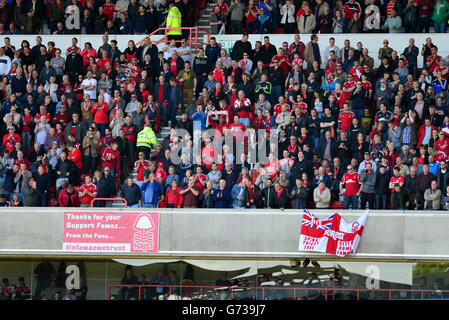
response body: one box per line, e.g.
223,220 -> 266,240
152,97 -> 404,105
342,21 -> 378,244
1,208 -> 448,260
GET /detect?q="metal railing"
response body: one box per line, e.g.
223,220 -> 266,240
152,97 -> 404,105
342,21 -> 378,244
107,284 -> 449,300
91,198 -> 128,207
136,27 -> 211,53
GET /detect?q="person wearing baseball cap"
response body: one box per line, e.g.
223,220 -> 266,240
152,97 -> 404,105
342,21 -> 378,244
322,65 -> 339,96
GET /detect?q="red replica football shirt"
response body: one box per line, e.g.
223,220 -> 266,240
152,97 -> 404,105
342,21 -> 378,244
79,183 -> 97,205
338,111 -> 355,132
389,175 -> 405,190
341,172 -> 360,196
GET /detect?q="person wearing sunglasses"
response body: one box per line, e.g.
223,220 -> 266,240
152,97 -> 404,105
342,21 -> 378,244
340,165 -> 361,209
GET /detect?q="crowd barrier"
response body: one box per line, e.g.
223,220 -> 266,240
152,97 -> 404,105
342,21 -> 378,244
0,208 -> 447,260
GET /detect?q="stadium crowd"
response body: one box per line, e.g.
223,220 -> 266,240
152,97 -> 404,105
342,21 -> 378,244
1,30 -> 449,210
0,0 -> 196,37
210,0 -> 449,34
0,0 -> 449,36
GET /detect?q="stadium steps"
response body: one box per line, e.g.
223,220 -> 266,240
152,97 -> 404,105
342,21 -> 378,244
195,0 -> 214,37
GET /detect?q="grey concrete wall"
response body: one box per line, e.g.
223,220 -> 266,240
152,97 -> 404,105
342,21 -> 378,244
0,208 -> 448,260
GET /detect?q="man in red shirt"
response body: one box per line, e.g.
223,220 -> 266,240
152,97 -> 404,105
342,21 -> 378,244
134,151 -> 150,187
341,73 -> 356,106
273,95 -> 290,117
293,94 -> 307,118
78,175 -> 97,207
103,0 -> 115,20
343,0 -> 361,20
67,143 -> 82,185
213,61 -> 226,86
435,131 -> 449,156
348,59 -> 364,81
97,50 -> 112,72
228,115 -> 247,144
389,166 -> 405,190
102,141 -> 120,177
340,164 -> 360,209
338,102 -> 355,133
192,166 -> 207,193
167,51 -> 184,78
426,46 -> 441,74
2,127 -> 21,154
34,105 -> 51,124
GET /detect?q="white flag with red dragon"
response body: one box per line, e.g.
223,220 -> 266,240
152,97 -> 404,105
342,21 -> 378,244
298,209 -> 369,257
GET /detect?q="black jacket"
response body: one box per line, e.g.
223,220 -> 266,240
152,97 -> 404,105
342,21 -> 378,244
284,123 -> 301,140
268,66 -> 284,86
3,168 -> 17,193
222,169 -> 238,187
436,170 -> 449,193
259,43 -> 277,65
96,174 -> 117,198
272,188 -> 289,209
231,40 -> 253,61
193,55 -> 210,78
225,66 -> 243,85
34,172 -> 51,195
243,185 -> 263,208
391,188 -> 407,209
349,88 -> 367,110
237,80 -> 254,101
262,185 -> 276,208
65,53 -> 83,74
375,172 -> 390,195
199,189 -> 215,208
166,57 -> 185,75
291,158 -> 313,180
121,183 -> 142,206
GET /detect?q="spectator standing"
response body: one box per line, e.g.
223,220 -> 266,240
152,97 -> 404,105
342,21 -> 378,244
121,176 -> 142,208
180,176 -> 200,208
431,0 -> 449,33
141,172 -> 161,208
313,180 -> 331,209
78,175 -> 97,207
391,183 -> 407,210
213,179 -> 231,208
424,180 -> 441,210
280,0 -> 296,34
340,164 -> 360,209
416,0 -> 434,33
416,165 -> 436,194
383,9 -> 402,33
166,179 -> 183,208
82,127 -> 100,175
95,168 -> 117,207
229,0 -> 245,34
359,162 -> 376,209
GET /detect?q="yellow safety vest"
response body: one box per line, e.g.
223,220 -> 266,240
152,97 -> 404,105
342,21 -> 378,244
166,6 -> 182,35
136,127 -> 157,148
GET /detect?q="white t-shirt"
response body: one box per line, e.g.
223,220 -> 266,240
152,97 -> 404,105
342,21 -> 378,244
0,54 -> 12,76
36,123 -> 51,145
177,46 -> 191,63
81,78 -> 97,100
163,46 -> 177,60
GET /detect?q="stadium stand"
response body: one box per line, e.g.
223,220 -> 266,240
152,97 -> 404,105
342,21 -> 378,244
0,1 -> 448,211
1,0 -> 449,302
